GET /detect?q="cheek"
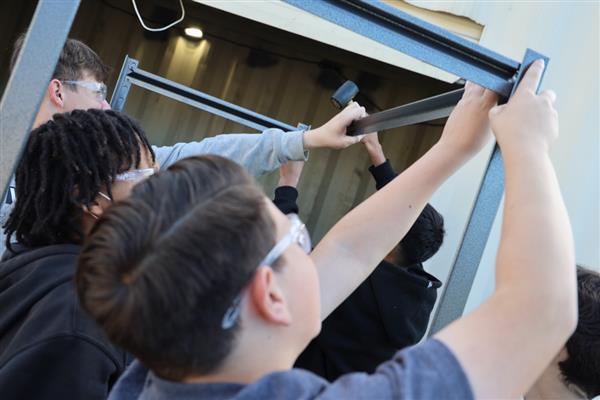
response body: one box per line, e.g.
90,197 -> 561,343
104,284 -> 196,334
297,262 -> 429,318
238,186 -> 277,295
63,92 -> 86,112
110,181 -> 136,202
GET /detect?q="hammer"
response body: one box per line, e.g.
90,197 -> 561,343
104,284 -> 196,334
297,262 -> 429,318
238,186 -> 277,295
331,80 -> 359,109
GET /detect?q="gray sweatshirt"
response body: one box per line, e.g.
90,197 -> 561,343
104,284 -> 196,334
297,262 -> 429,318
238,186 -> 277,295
108,339 -> 473,400
153,128 -> 307,174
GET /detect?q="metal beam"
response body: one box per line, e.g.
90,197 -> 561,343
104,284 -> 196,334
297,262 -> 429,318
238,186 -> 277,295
346,88 -> 464,136
0,0 -> 81,202
110,57 -> 297,132
282,0 -> 520,99
429,50 -> 549,334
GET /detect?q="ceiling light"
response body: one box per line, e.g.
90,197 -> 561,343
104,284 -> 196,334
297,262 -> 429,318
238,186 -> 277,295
184,27 -> 203,39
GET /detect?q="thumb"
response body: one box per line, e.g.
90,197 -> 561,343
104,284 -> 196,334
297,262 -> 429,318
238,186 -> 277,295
342,134 -> 363,148
354,134 -> 366,143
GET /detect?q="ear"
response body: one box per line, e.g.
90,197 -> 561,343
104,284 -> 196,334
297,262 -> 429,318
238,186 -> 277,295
47,79 -> 65,109
248,266 -> 292,326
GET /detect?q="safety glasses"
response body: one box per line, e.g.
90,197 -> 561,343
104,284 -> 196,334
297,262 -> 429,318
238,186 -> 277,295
114,168 -> 156,183
221,214 -> 312,329
62,80 -> 108,102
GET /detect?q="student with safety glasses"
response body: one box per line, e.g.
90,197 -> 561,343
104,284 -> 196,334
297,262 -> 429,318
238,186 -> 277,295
0,109 -> 159,400
76,61 -> 576,399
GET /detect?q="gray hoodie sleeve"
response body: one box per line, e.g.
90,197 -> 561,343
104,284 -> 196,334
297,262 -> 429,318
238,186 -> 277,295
153,128 -> 308,177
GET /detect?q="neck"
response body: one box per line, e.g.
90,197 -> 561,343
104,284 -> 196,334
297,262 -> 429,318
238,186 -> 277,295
526,361 -> 584,399
32,101 -> 57,129
183,326 -> 298,384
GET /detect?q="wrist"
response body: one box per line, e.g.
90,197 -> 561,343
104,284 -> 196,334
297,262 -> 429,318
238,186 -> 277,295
500,141 -> 549,167
278,178 -> 300,188
365,144 -> 386,166
497,137 -> 549,159
303,129 -> 321,150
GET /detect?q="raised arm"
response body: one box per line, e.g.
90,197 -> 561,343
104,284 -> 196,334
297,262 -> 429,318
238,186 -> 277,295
361,131 -> 398,189
153,104 -> 366,176
312,83 -> 497,318
435,60 -> 577,398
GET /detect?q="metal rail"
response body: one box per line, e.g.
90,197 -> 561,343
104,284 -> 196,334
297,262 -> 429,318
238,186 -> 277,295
283,0 -> 520,99
110,56 -> 297,132
346,89 -> 464,136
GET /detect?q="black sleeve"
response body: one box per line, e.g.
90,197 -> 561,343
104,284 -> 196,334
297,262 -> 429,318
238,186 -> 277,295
273,186 -> 299,215
368,160 -> 398,190
0,336 -> 123,400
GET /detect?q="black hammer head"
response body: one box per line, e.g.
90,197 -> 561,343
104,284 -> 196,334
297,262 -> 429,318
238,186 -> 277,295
331,80 -> 359,109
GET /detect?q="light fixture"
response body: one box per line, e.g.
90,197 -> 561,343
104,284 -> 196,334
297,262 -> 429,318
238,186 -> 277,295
184,27 -> 203,40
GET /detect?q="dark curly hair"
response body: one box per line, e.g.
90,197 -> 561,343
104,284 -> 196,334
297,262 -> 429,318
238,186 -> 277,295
558,266 -> 600,398
3,109 -> 154,250
396,203 -> 445,265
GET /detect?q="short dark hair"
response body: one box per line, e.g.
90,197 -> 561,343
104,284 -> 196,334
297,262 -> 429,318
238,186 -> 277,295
3,109 -> 154,249
10,35 -> 110,83
558,266 -> 600,398
395,203 -> 445,265
76,156 -> 276,381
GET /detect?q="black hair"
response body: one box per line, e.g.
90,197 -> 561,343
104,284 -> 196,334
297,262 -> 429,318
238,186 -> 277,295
76,156 -> 276,381
3,109 -> 155,249
396,203 -> 445,265
559,266 -> 600,398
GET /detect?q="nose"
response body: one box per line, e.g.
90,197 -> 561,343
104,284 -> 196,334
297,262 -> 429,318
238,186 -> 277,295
101,100 -> 111,110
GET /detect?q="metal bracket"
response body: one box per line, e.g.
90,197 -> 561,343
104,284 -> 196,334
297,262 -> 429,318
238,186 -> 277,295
109,58 -> 300,132
110,55 -> 139,112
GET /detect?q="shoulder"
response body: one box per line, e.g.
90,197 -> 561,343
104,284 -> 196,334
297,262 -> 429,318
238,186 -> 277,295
238,369 -> 329,399
0,335 -> 125,400
1,333 -> 125,374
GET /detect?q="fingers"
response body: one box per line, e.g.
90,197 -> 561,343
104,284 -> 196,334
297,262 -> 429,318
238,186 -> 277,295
515,59 -> 545,96
342,103 -> 366,123
464,81 -> 485,97
483,88 -> 499,105
342,134 -> 364,147
343,101 -> 360,111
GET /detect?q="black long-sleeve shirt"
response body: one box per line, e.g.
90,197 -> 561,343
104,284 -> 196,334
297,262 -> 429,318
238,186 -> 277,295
274,160 -> 442,381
